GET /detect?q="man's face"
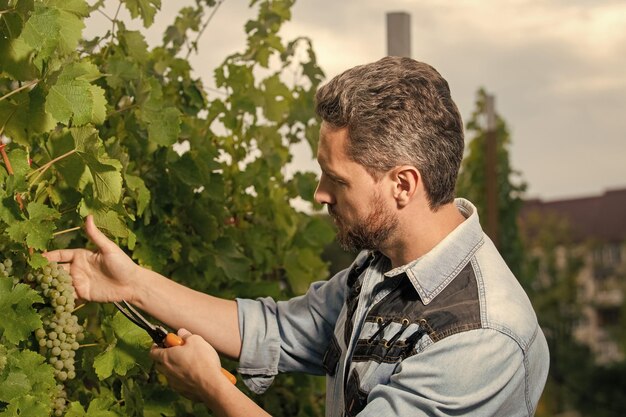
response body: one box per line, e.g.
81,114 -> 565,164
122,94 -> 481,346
314,124 -> 399,252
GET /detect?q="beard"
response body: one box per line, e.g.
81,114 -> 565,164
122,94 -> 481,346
330,192 -> 399,253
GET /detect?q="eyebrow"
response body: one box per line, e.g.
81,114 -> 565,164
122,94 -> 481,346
322,168 -> 347,183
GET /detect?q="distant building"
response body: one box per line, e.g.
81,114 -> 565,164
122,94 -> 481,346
520,188 -> 626,364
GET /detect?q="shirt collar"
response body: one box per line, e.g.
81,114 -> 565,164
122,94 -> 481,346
383,198 -> 485,305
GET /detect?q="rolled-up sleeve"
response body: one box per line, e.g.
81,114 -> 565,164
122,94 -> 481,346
236,271 -> 349,394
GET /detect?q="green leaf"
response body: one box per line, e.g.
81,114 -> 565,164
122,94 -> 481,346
28,252 -> 49,269
47,0 -> 91,17
262,74 -> 291,122
72,127 -> 123,204
169,152 -> 204,187
0,191 -> 21,226
118,30 -> 150,63
105,55 -> 141,89
142,385 -> 178,417
0,87 -> 57,146
18,3 -> 85,68
121,378 -> 144,417
79,203 -> 130,239
0,39 -> 34,80
212,237 -> 251,281
147,107 -> 181,147
0,348 -> 55,406
93,311 -> 153,380
124,173 -> 151,216
5,201 -> 59,250
46,79 -> 107,126
66,394 -> 125,417
122,0 -> 161,28
5,148 -> 30,193
284,248 -> 327,295
0,277 -> 43,344
19,5 -> 61,64
0,394 -> 51,417
138,78 -> 181,146
289,171 -> 318,203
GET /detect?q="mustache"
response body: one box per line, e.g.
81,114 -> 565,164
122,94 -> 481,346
328,206 -> 339,220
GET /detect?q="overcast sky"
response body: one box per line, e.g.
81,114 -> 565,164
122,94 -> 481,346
88,0 -> 626,202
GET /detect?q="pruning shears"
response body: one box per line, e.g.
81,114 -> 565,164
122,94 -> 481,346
114,300 -> 237,384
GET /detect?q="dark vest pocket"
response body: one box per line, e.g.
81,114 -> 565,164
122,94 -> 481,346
322,335 -> 341,376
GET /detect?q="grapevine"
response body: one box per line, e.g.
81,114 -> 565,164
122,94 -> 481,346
0,0 -> 332,416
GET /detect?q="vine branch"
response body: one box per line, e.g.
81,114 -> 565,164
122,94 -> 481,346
185,0 -> 225,60
53,226 -> 81,237
0,79 -> 39,103
0,143 -> 25,212
27,148 -> 77,187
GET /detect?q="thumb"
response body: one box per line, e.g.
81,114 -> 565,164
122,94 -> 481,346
85,215 -> 118,253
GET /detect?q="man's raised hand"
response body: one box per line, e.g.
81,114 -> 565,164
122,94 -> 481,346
44,215 -> 141,303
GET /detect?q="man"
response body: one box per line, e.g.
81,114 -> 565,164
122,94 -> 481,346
45,56 -> 549,416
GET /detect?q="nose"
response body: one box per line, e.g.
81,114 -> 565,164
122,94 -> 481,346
314,175 -> 334,206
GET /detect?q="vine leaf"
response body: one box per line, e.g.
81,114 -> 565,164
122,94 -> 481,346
0,277 -> 43,345
118,29 -> 150,64
0,347 -> 55,408
212,237 -> 251,281
139,78 -> 181,147
124,173 -> 151,216
46,70 -> 107,127
93,312 -> 152,380
47,0 -> 91,17
6,201 -> 59,250
0,12 -> 36,81
28,252 -> 49,269
5,148 -> 30,193
18,3 -> 85,70
66,395 -> 125,417
0,87 -> 57,146
123,0 -> 162,28
73,126 -> 123,205
0,393 -> 51,417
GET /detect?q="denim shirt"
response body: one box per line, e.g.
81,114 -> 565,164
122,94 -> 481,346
236,199 -> 550,416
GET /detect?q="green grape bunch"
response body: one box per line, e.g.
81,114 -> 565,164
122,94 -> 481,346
0,258 -> 15,284
28,262 -> 85,416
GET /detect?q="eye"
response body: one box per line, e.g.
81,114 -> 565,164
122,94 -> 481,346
329,175 -> 347,186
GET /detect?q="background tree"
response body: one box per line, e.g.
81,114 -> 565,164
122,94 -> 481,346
0,0 -> 332,415
456,87 -> 527,283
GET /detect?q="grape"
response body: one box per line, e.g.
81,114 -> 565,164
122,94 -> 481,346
31,262 -> 87,390
0,257 -> 14,279
51,385 -> 67,416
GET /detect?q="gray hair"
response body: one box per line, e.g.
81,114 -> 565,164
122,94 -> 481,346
315,56 -> 464,209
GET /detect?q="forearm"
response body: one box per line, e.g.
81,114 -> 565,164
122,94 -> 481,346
203,376 -> 272,417
131,266 -> 242,359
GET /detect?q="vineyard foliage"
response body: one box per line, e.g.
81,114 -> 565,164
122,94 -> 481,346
0,0 -> 334,415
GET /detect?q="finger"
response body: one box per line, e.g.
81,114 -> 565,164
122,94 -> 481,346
84,215 -> 118,254
149,344 -> 165,362
177,328 -> 192,340
43,249 -> 76,263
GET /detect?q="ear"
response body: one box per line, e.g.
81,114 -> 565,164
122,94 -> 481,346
389,166 -> 419,208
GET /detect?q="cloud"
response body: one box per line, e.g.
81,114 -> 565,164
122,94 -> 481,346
84,0 -> 626,200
